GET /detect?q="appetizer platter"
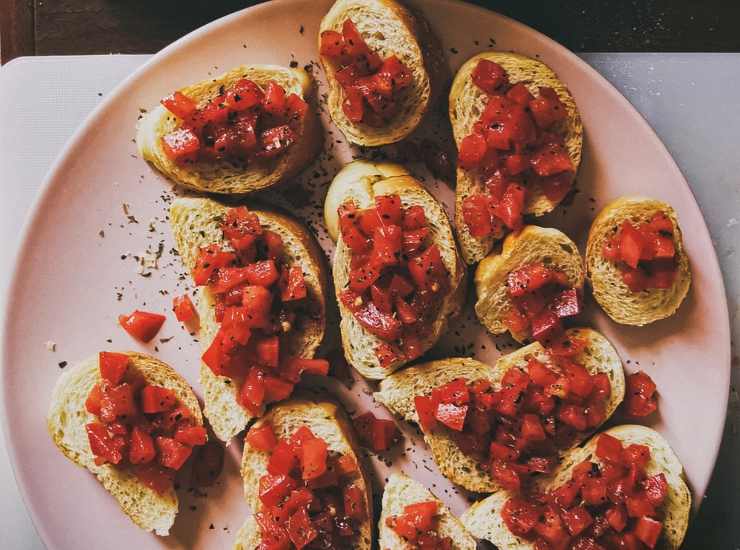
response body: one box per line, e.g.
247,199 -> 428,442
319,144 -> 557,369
0,0 -> 730,549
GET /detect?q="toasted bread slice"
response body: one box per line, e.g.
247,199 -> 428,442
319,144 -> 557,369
324,160 -> 466,379
586,196 -> 691,326
235,398 -> 373,550
318,0 -> 444,146
375,328 -> 625,493
47,352 -> 204,536
449,52 -> 583,264
474,225 -> 585,342
169,197 -> 329,442
136,64 -> 321,194
379,472 -> 476,550
461,425 -> 691,549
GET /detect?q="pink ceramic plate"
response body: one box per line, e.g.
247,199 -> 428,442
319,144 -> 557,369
1,0 -> 730,548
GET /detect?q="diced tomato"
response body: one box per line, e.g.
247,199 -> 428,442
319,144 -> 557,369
561,505 -> 593,536
501,497 -> 539,536
172,294 -> 199,327
529,87 -> 568,129
127,426 -> 155,465
507,263 -> 554,297
161,128 -> 200,163
156,436 -> 192,470
414,395 -> 438,432
118,310 -> 166,343
642,473 -> 668,506
174,425 -> 207,447
300,437 -> 328,480
489,441 -> 519,461
254,335 -> 280,368
86,422 -> 124,465
264,375 -> 294,403
85,383 -> 103,416
343,483 -> 367,521
239,285 -> 273,327
161,91 -> 197,120
529,141 -> 574,177
279,357 -> 330,383
558,403 -> 588,431
260,473 -> 298,507
372,224 -> 403,266
596,433 -> 624,463
192,245 -> 235,285
521,414 -> 546,441
141,385 -> 178,413
634,516 -> 662,548
247,424 -> 277,452
268,440 -> 298,476
239,368 -> 266,415
342,86 -> 365,122
458,132 -> 488,169
625,372 -> 658,418
434,402 -> 468,431
530,309 -> 562,342
99,383 -> 137,422
462,194 -> 494,238
472,59 -> 509,94
431,378 -> 470,406
280,266 -> 307,301
493,183 -> 525,230
354,412 -> 400,452
492,460 -> 521,492
98,352 -> 129,385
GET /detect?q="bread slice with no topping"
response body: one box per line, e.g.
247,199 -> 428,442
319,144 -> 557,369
461,425 -> 690,550
374,328 -> 625,493
169,197 -> 329,442
136,64 -> 322,194
449,52 -> 583,264
379,472 -> 476,550
234,398 -> 373,550
318,0 -> 444,146
586,196 -> 691,326
47,352 -> 204,536
324,160 -> 466,379
474,225 -> 585,342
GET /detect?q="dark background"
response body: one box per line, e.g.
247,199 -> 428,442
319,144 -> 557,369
3,0 -> 740,63
0,0 -> 736,547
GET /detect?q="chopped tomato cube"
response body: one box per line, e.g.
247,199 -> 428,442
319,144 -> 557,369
414,395 -> 438,432
343,483 -> 367,521
174,425 -> 207,447
501,497 -> 539,536
529,87 -> 568,129
300,437 -> 328,480
354,412 -> 400,452
172,294 -> 199,327
85,383 -> 103,416
141,385 -> 178,413
521,413 -> 546,441
244,260 -> 280,288
634,516 -> 662,548
472,59 -> 509,94
562,505 -> 593,536
279,357 -> 330,383
458,132 -> 488,169
192,245 -> 235,285
558,403 -> 588,431
263,375 -> 295,403
280,266 -> 307,301
129,426 -> 156,465
372,224 -> 403,266
431,378 -> 470,406
239,368 -> 266,415
507,263 -> 554,297
492,183 -> 525,230
86,422 -> 124,465
118,310 -> 166,343
240,285 -> 273,327
462,194 -> 494,238
625,372 -> 658,418
642,473 -> 668,506
161,128 -> 200,164
156,436 -> 192,470
626,494 -> 656,518
268,440 -> 298,476
99,383 -> 137,422
434,402 -> 468,431
98,352 -> 129,385
259,473 -> 298,507
596,433 -> 624,463
255,335 -> 280,368
287,507 -> 317,549
161,91 -> 198,119
506,82 -> 534,105
319,30 -> 345,57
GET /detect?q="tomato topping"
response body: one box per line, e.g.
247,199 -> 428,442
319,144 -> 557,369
160,79 -> 306,165
280,266 -> 307,301
602,213 -> 678,291
174,425 -> 208,446
354,412 -> 401,452
141,385 -> 178,413
320,19 -> 412,126
458,60 -> 575,239
155,437 -> 191,471
172,294 -> 199,328
99,352 -> 129,385
386,500 -> 453,548
624,372 -> 658,418
118,310 -> 166,343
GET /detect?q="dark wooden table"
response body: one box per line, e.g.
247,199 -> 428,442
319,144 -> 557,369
2,0 -> 740,63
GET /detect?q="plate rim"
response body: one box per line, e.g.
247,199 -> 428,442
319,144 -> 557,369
0,0 -> 730,546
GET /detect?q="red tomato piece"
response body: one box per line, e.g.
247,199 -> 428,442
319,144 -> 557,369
156,436 -> 192,470
402,204 -> 427,230
161,128 -> 200,164
118,310 -> 166,343
529,87 -> 568,129
244,260 -> 280,288
239,285 -> 273,327
521,413 -> 546,441
172,294 -> 199,327
501,497 -> 539,536
133,463 -> 174,494
625,372 -> 658,418
98,351 -> 129,385
342,86 -> 365,122
86,422 -> 124,465
128,426 -> 156,465
262,80 -> 287,118
562,505 -> 593,536
254,335 -> 280,368
375,194 -> 403,224
174,425 -> 207,447
634,516 -> 662,548
530,309 -> 563,342
161,91 -> 198,119
434,402 -> 468,431
372,224 -> 403,266
268,440 -> 298,476
414,395 -> 438,432
458,132 -> 488,169
343,483 -> 367,521
596,433 -> 624,463
370,282 -> 394,314
642,473 -> 668,506
472,59 -> 509,94
192,245 -> 236,285
259,473 -> 298,507
431,378 -> 470,406
141,385 -> 178,414
300,437 -> 328,480
558,403 -> 588,431
280,266 -> 307,301
279,357 -> 330,383
355,412 -> 400,452
507,263 -> 554,297
462,194 -> 494,238
287,507 -> 317,549
99,383 -> 136,422
85,383 -> 103,416
529,141 -> 574,177
492,183 -> 525,230
319,30 -> 345,57
263,375 -> 294,404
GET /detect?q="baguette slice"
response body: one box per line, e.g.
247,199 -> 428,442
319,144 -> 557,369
235,398 -> 373,550
586,196 -> 691,326
324,160 -> 466,379
474,225 -> 585,342
137,64 -> 322,194
375,328 -> 625,493
47,352 -> 204,536
318,0 -> 444,146
379,472 -> 476,550
169,197 -> 329,442
450,52 -> 583,265
461,425 -> 691,550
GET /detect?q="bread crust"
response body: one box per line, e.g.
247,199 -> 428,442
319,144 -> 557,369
47,352 -> 204,535
169,197 -> 329,442
586,196 -> 691,326
474,225 -> 585,342
136,64 -> 322,195
235,398 -> 373,550
318,0 -> 444,146
375,328 -> 625,493
449,52 -> 583,265
460,425 -> 690,550
324,160 -> 466,379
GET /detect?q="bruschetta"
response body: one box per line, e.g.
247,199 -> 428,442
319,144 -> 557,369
234,398 -> 373,550
324,160 -> 466,379
450,52 -> 583,264
474,225 -> 585,343
461,425 -> 690,550
318,0 -> 444,146
169,197 -> 330,442
137,64 -> 321,194
375,328 -> 625,493
379,472 -> 476,550
586,196 -> 691,326
47,351 -> 207,535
